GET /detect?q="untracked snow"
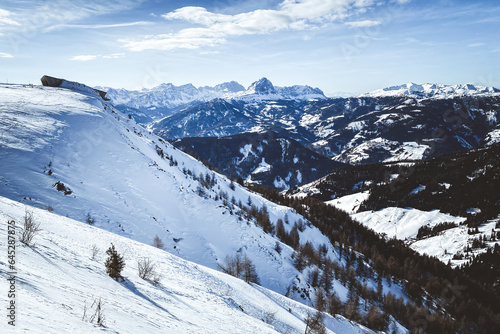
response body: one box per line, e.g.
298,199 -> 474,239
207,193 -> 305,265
0,196 -> 369,334
352,207 -> 466,240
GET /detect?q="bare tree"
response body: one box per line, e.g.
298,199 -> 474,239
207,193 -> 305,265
242,253 -> 259,284
91,244 -> 99,260
314,288 -> 326,312
304,311 -> 326,334
152,235 -> 164,249
219,253 -> 259,284
137,257 -> 161,284
89,297 -> 105,326
19,210 -> 41,246
262,310 -> 276,325
219,253 -> 242,277
86,212 -> 96,225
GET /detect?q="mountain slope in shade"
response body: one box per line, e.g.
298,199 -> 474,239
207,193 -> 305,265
172,130 -> 347,189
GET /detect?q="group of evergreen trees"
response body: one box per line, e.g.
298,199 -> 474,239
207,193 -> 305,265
248,183 -> 500,333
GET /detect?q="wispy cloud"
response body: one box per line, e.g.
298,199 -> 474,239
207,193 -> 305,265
102,53 -> 125,59
45,21 -> 152,33
467,42 -> 485,48
0,51 -> 13,58
396,37 -> 419,45
0,8 -> 20,26
3,1 -> 145,36
345,20 -> 381,28
123,0 -> 397,52
70,53 -> 125,61
70,55 -> 98,61
1,1 -> 146,54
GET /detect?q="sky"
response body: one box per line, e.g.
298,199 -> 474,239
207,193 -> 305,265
0,0 -> 499,96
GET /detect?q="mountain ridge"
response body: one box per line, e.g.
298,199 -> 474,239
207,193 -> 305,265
100,77 -> 327,120
360,82 -> 500,99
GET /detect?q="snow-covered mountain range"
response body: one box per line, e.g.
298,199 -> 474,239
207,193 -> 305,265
102,79 -> 500,175
153,87 -> 500,166
100,77 -> 326,121
360,83 -> 500,99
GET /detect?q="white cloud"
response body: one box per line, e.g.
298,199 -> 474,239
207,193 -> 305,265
70,55 -> 98,61
45,21 -> 152,32
345,20 -> 381,28
123,0 -> 392,52
70,53 -> 126,61
397,37 -> 419,45
467,43 -> 485,48
0,51 -> 13,58
0,8 -> 20,26
3,1 -> 145,35
102,53 -> 125,59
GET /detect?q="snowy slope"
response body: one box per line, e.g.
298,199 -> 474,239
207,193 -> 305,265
352,207 -> 466,240
326,191 -> 500,267
0,195 -> 370,334
0,83 -> 339,298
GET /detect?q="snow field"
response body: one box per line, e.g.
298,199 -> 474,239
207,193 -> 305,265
0,195 -> 372,334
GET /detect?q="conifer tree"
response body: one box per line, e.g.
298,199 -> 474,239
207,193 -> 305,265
105,243 -> 125,281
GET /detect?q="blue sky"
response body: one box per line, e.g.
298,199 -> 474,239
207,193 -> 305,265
0,0 -> 499,95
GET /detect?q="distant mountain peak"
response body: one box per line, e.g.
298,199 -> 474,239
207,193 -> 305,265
246,77 -> 276,95
212,81 -> 246,93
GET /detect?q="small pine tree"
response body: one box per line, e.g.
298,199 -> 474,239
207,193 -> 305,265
105,243 -> 125,281
276,219 -> 287,241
